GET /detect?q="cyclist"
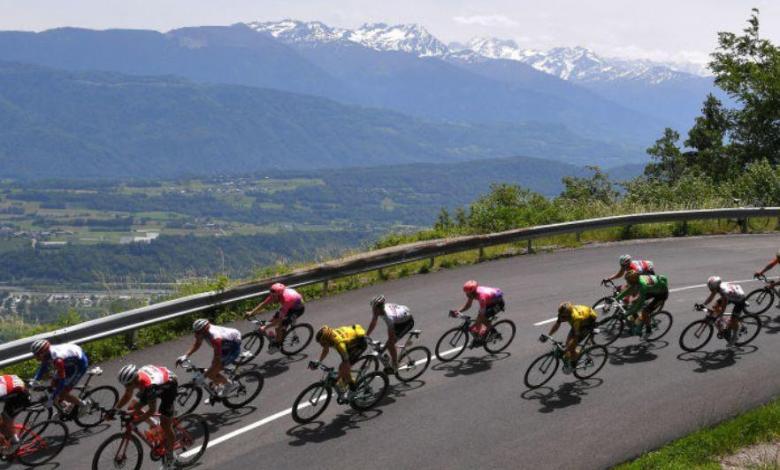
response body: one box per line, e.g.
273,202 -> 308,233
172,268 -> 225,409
603,254 -> 655,283
365,295 -> 414,373
30,340 -> 89,417
451,280 -> 505,346
616,271 -> 669,337
700,276 -> 745,345
0,375 -> 30,456
115,364 -> 178,470
245,283 -> 305,354
309,324 -> 367,396
754,249 -> 780,290
178,319 -> 241,399
543,303 -> 597,374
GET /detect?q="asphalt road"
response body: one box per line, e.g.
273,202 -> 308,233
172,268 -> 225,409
17,233 -> 780,470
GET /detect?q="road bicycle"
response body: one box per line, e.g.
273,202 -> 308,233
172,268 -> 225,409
524,334 -> 608,389
592,279 -> 673,346
353,330 -> 431,383
0,419 -> 68,467
91,410 -> 208,470
744,274 -> 780,315
23,366 -> 119,430
291,363 -> 389,424
237,315 -> 314,365
679,304 -> 762,352
434,311 -> 516,362
174,358 -> 264,416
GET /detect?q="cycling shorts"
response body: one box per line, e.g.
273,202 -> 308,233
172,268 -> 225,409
568,317 -> 596,344
728,300 -> 746,319
393,317 -> 415,340
341,338 -> 368,364
274,305 -> 305,326
138,380 -> 178,418
483,298 -> 505,319
221,340 -> 242,366
62,356 -> 89,391
644,291 -> 668,314
1,392 -> 30,418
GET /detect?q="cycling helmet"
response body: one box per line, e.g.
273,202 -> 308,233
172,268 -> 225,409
30,339 -> 50,355
270,283 -> 286,295
192,318 -> 210,333
463,280 -> 478,295
557,302 -> 573,318
619,254 -> 632,267
370,295 -> 386,308
315,325 -> 332,344
117,364 -> 138,386
625,270 -> 640,284
707,276 -> 722,291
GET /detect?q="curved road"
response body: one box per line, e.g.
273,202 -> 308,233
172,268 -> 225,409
21,234 -> 780,470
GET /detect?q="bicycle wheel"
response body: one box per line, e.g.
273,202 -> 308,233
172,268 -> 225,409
734,314 -> 762,347
395,346 -> 431,382
292,382 -> 332,424
646,311 -> 673,341
748,217 -> 774,232
435,327 -> 469,362
592,297 -> 616,314
573,345 -> 608,380
237,331 -> 264,365
75,385 -> 119,428
173,414 -> 209,467
484,319 -> 516,354
744,288 -> 775,315
679,320 -> 714,352
349,371 -> 389,412
524,353 -> 559,389
592,315 -> 624,346
352,355 -> 380,381
91,432 -> 143,470
223,370 -> 264,409
16,420 -> 68,467
175,384 -> 202,417
21,403 -> 53,432
281,323 -> 314,356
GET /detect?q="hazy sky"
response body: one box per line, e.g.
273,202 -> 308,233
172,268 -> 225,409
0,0 -> 776,64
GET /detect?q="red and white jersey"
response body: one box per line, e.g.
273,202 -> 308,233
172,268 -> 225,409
0,375 -> 25,397
719,282 -> 745,302
137,366 -> 174,389
628,260 -> 654,274
205,325 -> 241,348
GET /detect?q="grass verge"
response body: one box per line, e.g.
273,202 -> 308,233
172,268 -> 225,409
615,395 -> 780,469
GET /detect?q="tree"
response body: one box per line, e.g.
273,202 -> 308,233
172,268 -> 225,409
644,128 -> 685,183
560,166 -> 618,204
684,94 -> 733,180
710,9 -> 780,164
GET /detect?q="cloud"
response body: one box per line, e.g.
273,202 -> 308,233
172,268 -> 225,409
452,14 -> 518,27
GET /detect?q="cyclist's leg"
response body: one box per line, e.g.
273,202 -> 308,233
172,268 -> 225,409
389,317 -> 414,368
58,360 -> 87,410
730,301 -> 745,334
158,382 -> 177,459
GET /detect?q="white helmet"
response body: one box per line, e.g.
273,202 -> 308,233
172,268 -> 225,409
370,295 -> 386,308
118,364 -> 138,385
619,254 -> 632,267
192,319 -> 210,333
707,276 -> 722,291
31,339 -> 50,355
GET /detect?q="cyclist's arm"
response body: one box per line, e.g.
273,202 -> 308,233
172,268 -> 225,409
318,345 -> 330,363
608,267 -> 626,281
757,258 -> 779,276
457,298 -> 474,313
247,296 -> 274,316
365,313 -> 379,337
183,336 -> 203,358
32,360 -> 49,382
134,398 -> 156,423
547,320 -> 562,337
116,385 -> 137,410
615,285 -> 636,302
702,291 -> 717,307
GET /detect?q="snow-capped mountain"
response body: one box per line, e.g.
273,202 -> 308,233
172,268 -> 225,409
462,37 -> 703,84
248,20 -> 447,57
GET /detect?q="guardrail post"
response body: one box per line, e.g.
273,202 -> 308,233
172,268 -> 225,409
478,247 -> 485,261
124,330 -> 137,350
527,239 -> 534,254
682,220 -> 688,236
740,218 -> 748,234
428,257 -> 435,269
322,280 -> 329,297
575,231 -> 582,243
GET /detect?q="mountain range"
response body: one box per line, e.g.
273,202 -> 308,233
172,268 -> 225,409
0,20 -> 721,179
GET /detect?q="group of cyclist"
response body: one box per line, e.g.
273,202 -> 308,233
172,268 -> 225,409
2,248 -> 779,467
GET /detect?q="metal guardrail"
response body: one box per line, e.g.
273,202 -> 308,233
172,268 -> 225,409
1,207 -> 778,367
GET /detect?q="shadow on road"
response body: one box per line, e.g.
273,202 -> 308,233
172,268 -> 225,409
520,378 -> 604,413
200,405 -> 258,432
608,340 -> 669,366
244,353 -> 308,379
676,344 -> 758,373
759,314 -> 780,335
431,352 -> 510,378
386,379 -> 425,399
285,408 -> 385,446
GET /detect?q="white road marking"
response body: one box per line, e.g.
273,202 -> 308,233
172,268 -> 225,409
180,345 -> 462,457
532,278 -> 762,327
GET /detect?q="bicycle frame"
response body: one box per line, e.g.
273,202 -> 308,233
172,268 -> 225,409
366,331 -> 420,366
113,412 -> 191,460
